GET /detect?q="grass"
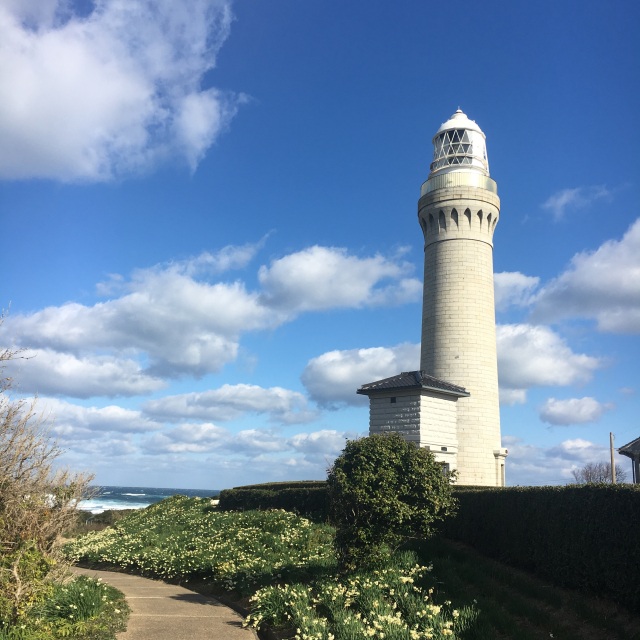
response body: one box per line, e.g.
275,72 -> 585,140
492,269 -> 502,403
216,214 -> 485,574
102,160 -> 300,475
414,537 -> 640,640
65,496 -> 479,639
65,496 -> 336,595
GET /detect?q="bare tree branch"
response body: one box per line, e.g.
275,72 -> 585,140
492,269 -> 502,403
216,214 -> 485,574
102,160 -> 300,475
0,320 -> 94,622
570,461 -> 628,484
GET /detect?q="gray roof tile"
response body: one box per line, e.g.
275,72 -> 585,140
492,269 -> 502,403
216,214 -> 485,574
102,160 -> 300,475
619,436 -> 640,457
357,371 -> 469,397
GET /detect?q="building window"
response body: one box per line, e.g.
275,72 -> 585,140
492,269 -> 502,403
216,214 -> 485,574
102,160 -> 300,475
390,397 -> 397,403
439,462 -> 451,475
441,446 -> 448,451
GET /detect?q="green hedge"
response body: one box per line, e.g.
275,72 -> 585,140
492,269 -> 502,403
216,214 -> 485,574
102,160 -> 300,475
218,481 -> 329,522
443,484 -> 640,612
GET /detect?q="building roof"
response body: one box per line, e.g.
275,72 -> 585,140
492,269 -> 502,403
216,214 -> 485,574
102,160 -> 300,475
357,370 -> 469,398
618,436 -> 640,458
435,108 -> 485,137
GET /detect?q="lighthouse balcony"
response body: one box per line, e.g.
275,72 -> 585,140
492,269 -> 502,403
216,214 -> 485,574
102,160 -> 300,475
421,172 -> 497,197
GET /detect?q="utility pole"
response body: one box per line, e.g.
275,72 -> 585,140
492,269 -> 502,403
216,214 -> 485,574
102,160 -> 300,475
610,432 -> 616,484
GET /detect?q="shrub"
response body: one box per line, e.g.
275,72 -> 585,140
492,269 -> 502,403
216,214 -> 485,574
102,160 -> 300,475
218,482 -> 329,521
443,484 -> 640,612
65,497 -> 335,595
327,434 -> 457,570
0,340 -> 92,624
0,575 -> 129,640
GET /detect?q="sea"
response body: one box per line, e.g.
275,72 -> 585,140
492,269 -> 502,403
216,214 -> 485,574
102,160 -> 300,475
80,486 -> 220,514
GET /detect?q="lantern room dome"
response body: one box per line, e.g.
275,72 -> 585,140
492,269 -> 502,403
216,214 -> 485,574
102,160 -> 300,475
429,109 -> 490,177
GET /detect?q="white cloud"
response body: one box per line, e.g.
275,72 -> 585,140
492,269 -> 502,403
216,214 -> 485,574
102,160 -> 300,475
258,246 -> 421,314
289,429 -> 355,460
541,185 -> 612,221
144,384 -> 317,425
5,349 -> 166,397
532,218 -> 640,333
499,388 -> 527,406
301,343 -> 420,407
7,271 -> 271,379
501,435 -> 624,485
38,398 -> 161,441
497,324 -> 602,403
226,429 -> 291,455
145,424 -> 354,467
169,241 -> 266,278
5,244 -> 423,396
494,272 -> 539,312
539,397 -> 613,426
0,0 -> 241,181
146,422 -> 230,454
545,438 -> 608,463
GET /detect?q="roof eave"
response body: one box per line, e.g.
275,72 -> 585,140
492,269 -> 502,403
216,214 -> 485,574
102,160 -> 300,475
357,385 -> 469,399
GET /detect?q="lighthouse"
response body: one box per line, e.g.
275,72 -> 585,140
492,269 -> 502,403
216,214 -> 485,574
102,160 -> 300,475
358,109 -> 507,486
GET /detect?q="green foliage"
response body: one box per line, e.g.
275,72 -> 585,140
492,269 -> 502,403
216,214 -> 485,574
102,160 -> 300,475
0,543 -> 53,622
443,484 -> 640,612
0,575 -> 129,640
66,495 -> 479,639
65,496 -> 335,595
245,551 -> 476,639
0,341 -> 93,624
218,481 -> 329,521
327,434 -> 457,570
64,509 -> 137,537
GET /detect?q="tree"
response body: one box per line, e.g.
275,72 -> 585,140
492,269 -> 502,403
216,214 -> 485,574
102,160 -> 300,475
0,339 -> 93,623
570,461 -> 628,484
327,433 -> 457,571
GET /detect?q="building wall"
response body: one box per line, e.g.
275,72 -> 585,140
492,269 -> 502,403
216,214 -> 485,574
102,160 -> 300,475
368,391 -> 459,469
418,185 -> 503,485
369,394 -> 421,444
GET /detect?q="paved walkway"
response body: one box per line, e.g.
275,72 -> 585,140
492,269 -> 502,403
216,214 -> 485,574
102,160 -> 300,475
72,567 -> 259,640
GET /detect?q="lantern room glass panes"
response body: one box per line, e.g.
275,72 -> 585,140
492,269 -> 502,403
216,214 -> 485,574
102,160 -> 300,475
430,128 -> 484,173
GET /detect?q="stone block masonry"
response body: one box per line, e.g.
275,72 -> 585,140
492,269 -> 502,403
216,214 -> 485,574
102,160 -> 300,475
418,185 -> 502,486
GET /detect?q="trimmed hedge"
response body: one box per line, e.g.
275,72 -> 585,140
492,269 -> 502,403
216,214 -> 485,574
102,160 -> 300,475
218,480 -> 640,611
218,481 -> 329,522
443,484 -> 640,612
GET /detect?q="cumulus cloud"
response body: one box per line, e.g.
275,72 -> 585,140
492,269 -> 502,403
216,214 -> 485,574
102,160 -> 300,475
494,272 -> 539,312
144,424 -> 355,467
146,422 -> 230,454
545,438 -> 608,463
5,244 -> 422,397
7,271 -> 271,379
144,384 -> 317,425
301,343 -> 420,407
259,246 -> 421,314
289,429 -> 357,461
532,218 -> 640,333
38,398 -> 161,442
542,185 -> 612,221
501,435 -> 623,485
539,397 -> 613,426
0,0 -> 242,181
498,388 -> 527,406
496,324 -> 602,403
5,349 -> 165,397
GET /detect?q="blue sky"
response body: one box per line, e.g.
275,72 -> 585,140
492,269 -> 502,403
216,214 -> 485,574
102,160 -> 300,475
1,0 -> 639,489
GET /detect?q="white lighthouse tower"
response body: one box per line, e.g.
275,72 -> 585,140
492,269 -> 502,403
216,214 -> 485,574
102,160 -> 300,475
358,109 -> 507,486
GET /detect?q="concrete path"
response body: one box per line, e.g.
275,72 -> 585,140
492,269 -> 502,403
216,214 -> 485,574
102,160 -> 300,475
72,567 -> 259,640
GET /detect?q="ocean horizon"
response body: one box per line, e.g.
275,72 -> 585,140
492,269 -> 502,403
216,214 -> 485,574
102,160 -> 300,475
80,486 -> 220,514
